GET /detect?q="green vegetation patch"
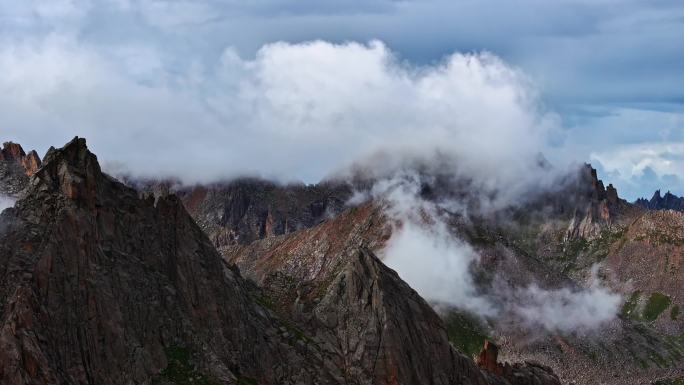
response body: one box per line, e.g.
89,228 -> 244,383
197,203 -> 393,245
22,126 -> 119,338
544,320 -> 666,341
153,347 -> 217,385
621,291 -> 641,319
671,305 -> 681,321
643,292 -> 672,322
443,310 -> 490,358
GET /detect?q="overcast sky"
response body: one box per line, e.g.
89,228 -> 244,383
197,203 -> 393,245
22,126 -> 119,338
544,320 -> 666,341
1,0 -> 683,200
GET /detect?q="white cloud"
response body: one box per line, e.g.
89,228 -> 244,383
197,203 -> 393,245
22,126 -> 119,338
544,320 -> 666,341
505,265 -> 621,333
511,282 -> 621,333
375,172 -> 497,316
0,38 -> 559,188
589,141 -> 684,198
591,142 -> 684,179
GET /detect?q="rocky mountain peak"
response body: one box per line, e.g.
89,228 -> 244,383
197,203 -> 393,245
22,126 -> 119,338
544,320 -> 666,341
34,137 -> 103,205
581,163 -> 612,201
0,141 -> 42,177
0,137 -> 354,385
1,142 -> 26,161
564,164 -> 624,240
0,141 -> 43,195
22,151 -> 41,176
606,183 -> 618,205
653,189 -> 662,200
635,188 -> 684,212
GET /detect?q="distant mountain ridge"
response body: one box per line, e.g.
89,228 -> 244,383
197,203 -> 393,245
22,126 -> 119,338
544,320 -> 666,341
636,189 -> 684,212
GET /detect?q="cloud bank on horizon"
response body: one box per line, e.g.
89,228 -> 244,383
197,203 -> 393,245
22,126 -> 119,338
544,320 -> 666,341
0,0 -> 683,199
0,36 -> 559,191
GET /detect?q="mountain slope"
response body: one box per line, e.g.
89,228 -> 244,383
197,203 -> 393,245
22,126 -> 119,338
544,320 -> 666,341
0,138 -> 343,385
224,203 -> 560,385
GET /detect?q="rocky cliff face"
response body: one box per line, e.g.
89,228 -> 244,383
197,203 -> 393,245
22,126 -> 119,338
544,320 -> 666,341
0,142 -> 41,196
0,142 -> 41,177
562,164 -> 624,240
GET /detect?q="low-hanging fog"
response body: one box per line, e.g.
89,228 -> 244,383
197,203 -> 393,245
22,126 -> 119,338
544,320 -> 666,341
363,171 -> 621,333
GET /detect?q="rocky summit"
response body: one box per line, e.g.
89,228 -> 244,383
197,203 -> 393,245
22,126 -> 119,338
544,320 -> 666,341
0,142 -> 41,196
0,138 -> 567,385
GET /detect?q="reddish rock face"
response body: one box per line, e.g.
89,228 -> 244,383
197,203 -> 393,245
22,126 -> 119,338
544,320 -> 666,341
0,142 -> 42,177
475,341 -> 560,385
21,151 -> 41,176
563,164 -> 628,241
1,142 -> 26,162
476,341 -> 502,375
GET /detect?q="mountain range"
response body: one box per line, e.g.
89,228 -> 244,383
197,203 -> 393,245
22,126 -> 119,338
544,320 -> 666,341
0,138 -> 682,385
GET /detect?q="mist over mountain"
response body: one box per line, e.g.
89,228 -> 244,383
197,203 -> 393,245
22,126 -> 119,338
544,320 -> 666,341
2,135 -> 665,385
2,111 -> 684,385
2,2 -> 684,384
